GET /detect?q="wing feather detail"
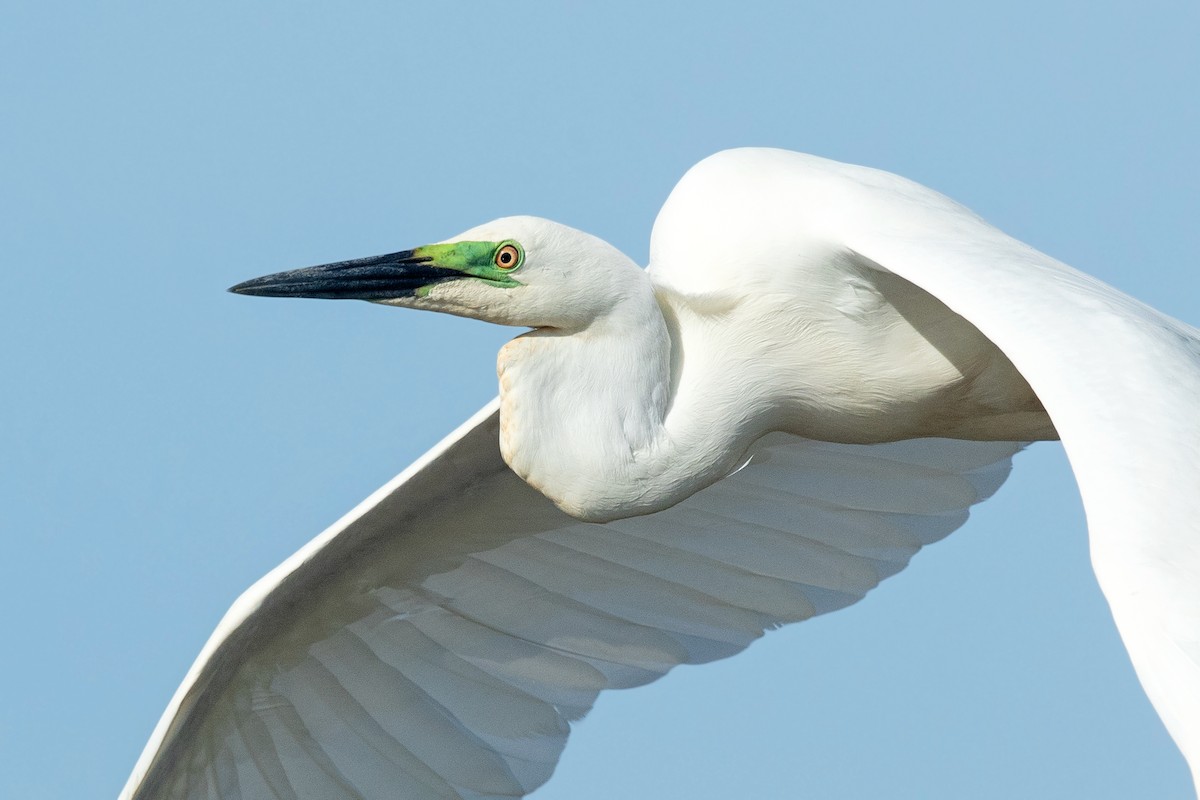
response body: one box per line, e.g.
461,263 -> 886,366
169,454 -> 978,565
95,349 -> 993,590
122,401 -> 1022,800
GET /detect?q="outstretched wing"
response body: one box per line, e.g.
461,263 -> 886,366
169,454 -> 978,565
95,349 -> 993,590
121,398 -> 1022,800
659,148 -> 1200,790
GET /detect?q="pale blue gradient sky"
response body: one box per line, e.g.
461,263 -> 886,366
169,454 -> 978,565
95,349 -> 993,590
2,2 -> 1197,797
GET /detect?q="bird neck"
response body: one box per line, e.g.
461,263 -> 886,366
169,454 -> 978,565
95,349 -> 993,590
497,282 -> 746,522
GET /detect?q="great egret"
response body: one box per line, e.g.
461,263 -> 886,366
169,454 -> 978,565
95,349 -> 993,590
121,148 -> 1200,799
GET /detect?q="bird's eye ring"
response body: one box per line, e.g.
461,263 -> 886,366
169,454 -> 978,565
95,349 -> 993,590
494,243 -> 522,271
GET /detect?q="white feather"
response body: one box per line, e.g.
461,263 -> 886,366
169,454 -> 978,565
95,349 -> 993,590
124,149 -> 1200,798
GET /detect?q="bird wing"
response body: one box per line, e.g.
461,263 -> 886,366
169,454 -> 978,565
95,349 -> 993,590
692,148 -> 1200,786
121,397 -> 1023,800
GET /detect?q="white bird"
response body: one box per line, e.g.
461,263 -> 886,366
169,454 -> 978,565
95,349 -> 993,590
121,148 -> 1200,799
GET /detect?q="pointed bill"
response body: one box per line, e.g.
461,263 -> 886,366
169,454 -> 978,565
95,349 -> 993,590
229,241 -> 522,300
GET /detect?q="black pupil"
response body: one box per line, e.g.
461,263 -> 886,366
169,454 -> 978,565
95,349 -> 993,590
499,250 -> 513,265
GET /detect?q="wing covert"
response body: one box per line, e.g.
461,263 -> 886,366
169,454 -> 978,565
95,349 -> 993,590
670,148 -> 1200,789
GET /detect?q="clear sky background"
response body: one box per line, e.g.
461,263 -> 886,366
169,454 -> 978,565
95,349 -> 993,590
2,2 -> 1197,798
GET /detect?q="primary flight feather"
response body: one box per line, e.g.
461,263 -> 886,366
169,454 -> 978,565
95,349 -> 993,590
122,148 -> 1200,798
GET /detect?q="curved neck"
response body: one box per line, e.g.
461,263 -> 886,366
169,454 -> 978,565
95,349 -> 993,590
497,279 -> 746,522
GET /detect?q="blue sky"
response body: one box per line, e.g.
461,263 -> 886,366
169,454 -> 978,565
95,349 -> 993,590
2,2 -> 1197,797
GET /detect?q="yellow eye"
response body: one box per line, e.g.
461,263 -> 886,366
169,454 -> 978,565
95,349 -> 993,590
494,243 -> 521,270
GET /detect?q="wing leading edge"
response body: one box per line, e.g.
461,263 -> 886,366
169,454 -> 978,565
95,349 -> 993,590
752,149 -> 1200,789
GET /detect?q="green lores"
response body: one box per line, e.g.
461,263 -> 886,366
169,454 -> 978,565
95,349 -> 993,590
412,240 -> 525,296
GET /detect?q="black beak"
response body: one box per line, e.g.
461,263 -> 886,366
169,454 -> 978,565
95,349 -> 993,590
228,250 -> 463,300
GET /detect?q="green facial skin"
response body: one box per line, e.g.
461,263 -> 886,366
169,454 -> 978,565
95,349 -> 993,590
411,240 -> 524,296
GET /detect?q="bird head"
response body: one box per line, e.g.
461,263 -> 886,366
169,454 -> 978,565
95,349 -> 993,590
230,216 -> 643,330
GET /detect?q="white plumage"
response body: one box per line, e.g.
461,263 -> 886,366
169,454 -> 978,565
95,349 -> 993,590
122,149 -> 1200,799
